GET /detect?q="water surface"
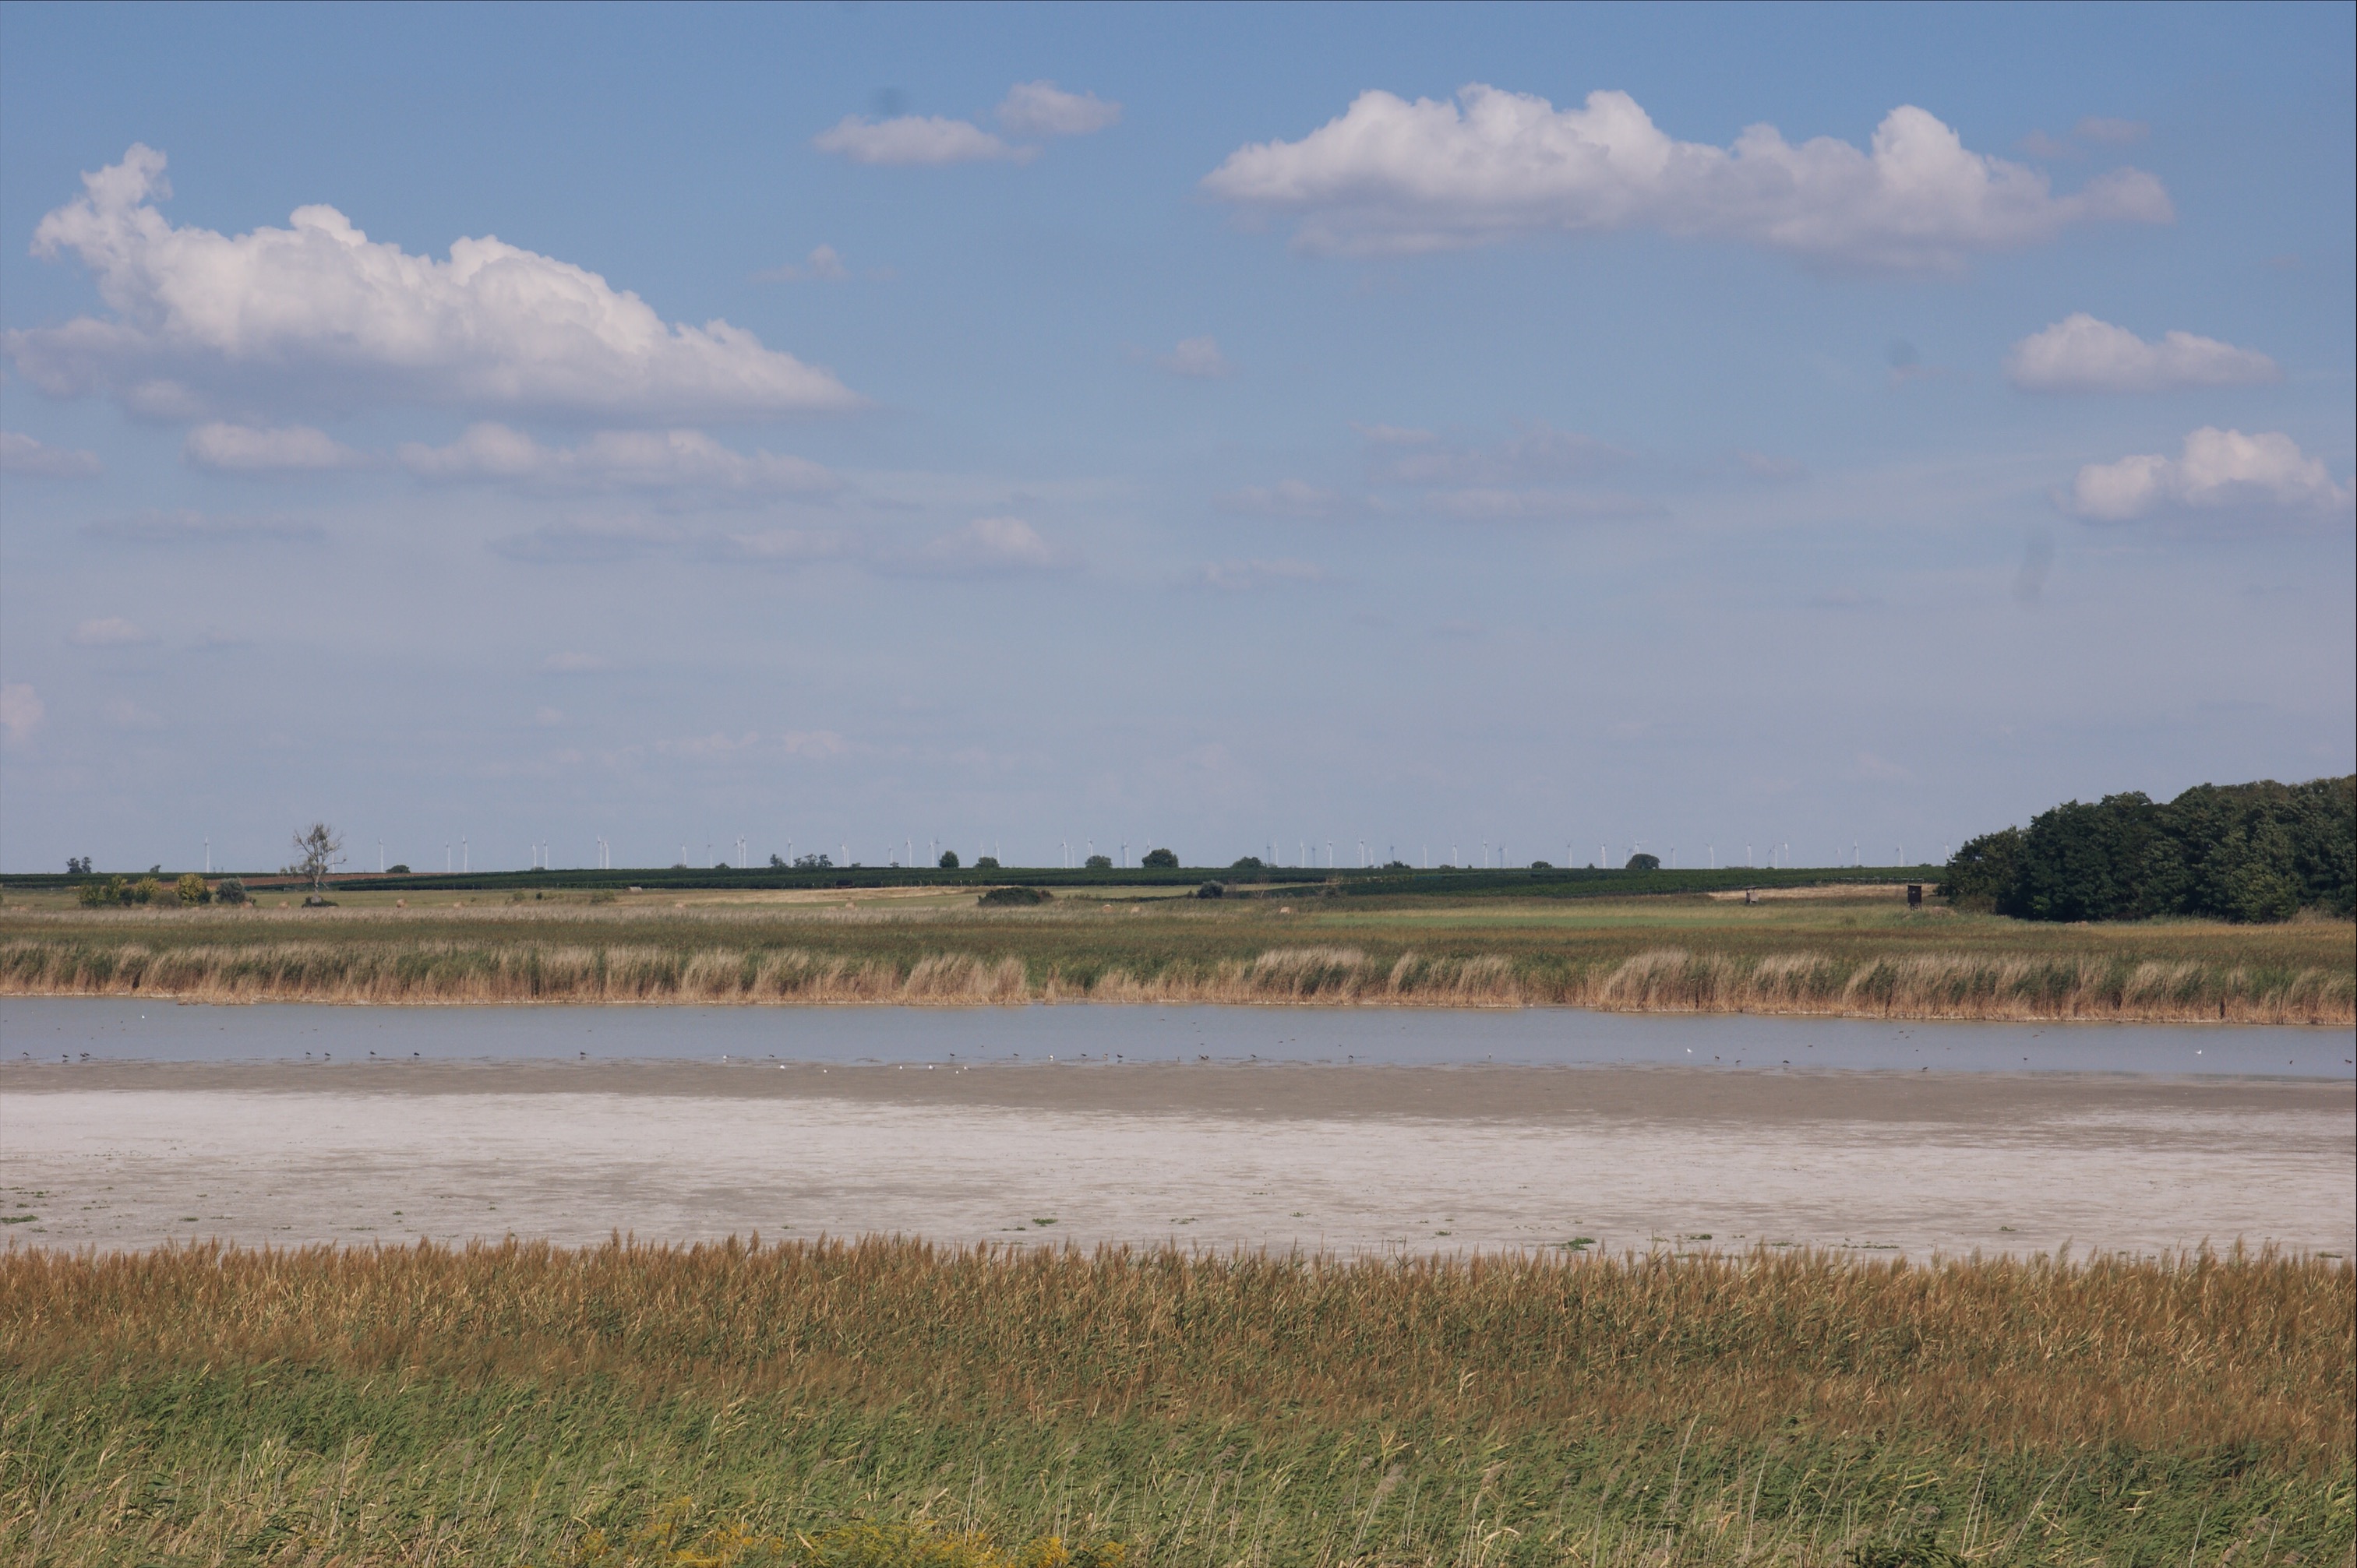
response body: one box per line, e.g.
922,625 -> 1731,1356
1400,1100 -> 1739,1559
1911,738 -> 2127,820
5,998 -> 2348,1077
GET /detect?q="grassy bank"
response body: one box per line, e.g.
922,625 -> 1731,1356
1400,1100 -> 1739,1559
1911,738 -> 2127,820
1,888 -> 2349,1023
2,1239 -> 2348,1566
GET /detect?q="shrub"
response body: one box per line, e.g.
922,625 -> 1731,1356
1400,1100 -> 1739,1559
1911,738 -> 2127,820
978,885 -> 1051,907
1230,855 -> 1265,869
1530,860 -> 1552,869
1625,852 -> 1661,872
131,876 -> 164,905
974,856 -> 1001,870
213,877 -> 248,906
175,873 -> 210,905
1194,880 -> 1225,898
938,850 -> 961,869
1084,854 -> 1112,870
386,863 -> 410,875
1141,847 -> 1179,869
76,878 -> 117,908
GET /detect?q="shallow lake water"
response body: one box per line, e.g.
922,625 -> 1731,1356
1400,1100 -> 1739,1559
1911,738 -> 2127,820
4,997 -> 2349,1077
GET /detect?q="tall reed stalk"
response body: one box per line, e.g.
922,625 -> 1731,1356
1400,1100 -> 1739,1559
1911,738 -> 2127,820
2,1239 -> 2348,1564
3,934 -> 2348,1021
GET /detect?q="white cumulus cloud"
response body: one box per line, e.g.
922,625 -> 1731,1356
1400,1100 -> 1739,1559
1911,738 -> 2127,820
398,423 -> 836,495
997,81 -> 1122,138
0,684 -> 44,744
2067,428 -> 2352,521
0,430 -> 103,477
8,145 -> 860,423
2006,314 -> 2279,393
184,421 -> 365,472
813,115 -> 1030,166
1202,86 -> 2172,268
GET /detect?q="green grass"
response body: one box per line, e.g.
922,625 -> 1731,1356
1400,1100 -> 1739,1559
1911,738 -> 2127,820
2,1239 -> 2348,1566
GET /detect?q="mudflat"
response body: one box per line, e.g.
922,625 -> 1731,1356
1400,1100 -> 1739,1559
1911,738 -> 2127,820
4,1060 -> 2348,1260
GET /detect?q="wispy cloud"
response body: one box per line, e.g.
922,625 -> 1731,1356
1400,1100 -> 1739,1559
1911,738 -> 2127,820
754,245 -> 852,284
1159,337 -> 1233,379
883,516 -> 1071,577
0,429 -> 101,477
184,421 -> 367,472
1419,488 -> 1664,522
400,424 -> 838,495
997,81 -> 1121,138
1216,479 -> 1351,520
1199,558 -> 1327,590
0,684 -> 44,744
814,115 -> 1032,166
79,509 -> 325,544
69,615 -> 153,647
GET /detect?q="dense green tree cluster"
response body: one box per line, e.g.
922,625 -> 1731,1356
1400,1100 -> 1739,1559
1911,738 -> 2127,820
1941,776 -> 2354,922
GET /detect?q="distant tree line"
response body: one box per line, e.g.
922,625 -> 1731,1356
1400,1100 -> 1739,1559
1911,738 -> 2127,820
1941,777 -> 2354,923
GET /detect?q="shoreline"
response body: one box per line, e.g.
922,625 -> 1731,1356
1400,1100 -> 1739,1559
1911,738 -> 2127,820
5,1059 -> 2348,1260
3,981 -> 2348,1026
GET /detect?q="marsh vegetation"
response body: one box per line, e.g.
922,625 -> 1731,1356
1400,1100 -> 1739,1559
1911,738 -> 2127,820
1,1239 -> 2345,1565
0,887 -> 2347,1023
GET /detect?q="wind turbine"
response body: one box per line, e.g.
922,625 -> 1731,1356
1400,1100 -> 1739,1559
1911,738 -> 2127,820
461,837 -> 468,873
203,837 -> 210,874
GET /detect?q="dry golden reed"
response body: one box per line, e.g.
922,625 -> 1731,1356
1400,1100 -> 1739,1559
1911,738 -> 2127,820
5,1237 -> 2347,1460
3,933 -> 2348,1022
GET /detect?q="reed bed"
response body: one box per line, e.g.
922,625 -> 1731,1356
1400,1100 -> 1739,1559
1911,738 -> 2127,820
2,931 -> 2348,1023
2,1239 -> 2348,1566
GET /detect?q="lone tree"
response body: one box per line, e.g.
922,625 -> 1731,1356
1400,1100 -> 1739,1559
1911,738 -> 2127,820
1141,847 -> 1179,869
938,850 -> 961,869
1084,854 -> 1113,870
1625,851 -> 1661,872
287,823 -> 344,894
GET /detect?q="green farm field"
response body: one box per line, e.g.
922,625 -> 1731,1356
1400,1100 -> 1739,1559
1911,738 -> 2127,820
0,882 -> 2348,1023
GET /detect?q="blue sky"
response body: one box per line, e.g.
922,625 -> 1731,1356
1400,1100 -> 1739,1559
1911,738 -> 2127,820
2,1 -> 2350,873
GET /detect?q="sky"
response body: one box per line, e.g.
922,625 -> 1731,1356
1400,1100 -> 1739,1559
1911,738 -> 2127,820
1,2 -> 2350,875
